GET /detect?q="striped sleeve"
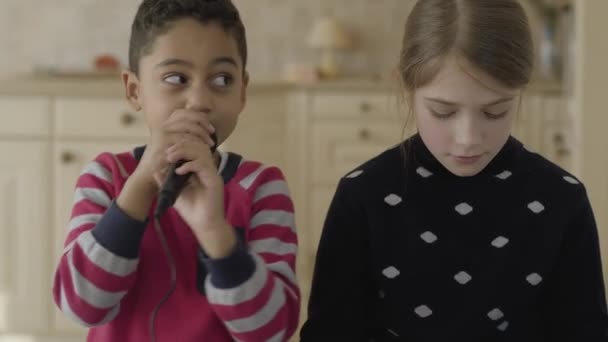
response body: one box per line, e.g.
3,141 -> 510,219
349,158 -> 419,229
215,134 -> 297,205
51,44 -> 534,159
203,165 -> 300,342
52,153 -> 147,327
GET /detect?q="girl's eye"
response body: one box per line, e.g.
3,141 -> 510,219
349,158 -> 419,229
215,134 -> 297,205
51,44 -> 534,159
164,74 -> 187,85
431,109 -> 455,120
484,111 -> 509,119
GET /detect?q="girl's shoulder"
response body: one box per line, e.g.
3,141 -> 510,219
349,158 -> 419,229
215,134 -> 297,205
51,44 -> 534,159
336,143 -> 405,197
517,146 -> 589,212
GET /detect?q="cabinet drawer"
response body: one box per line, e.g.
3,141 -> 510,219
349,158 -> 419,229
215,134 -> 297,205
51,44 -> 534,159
311,121 -> 404,184
221,123 -> 284,169
0,96 -> 50,136
310,92 -> 400,120
54,98 -> 147,139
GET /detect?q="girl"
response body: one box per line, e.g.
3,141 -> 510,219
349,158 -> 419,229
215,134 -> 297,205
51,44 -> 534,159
300,0 -> 608,341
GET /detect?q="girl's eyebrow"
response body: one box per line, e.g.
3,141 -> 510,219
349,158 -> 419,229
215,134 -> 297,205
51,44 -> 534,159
424,97 -> 515,106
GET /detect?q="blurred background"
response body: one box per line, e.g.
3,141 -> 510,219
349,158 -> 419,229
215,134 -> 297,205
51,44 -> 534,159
0,0 -> 606,341
0,0 -> 576,81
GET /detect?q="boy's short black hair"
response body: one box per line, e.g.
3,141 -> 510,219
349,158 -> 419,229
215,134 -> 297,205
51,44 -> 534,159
128,0 -> 247,75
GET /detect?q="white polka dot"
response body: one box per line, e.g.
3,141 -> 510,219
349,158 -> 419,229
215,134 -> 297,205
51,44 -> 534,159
488,308 -> 504,321
497,321 -> 509,331
528,201 -> 545,214
526,273 -> 543,286
495,170 -> 512,180
382,266 -> 400,279
491,236 -> 509,248
346,170 -> 363,178
414,305 -> 433,318
387,329 -> 399,337
454,271 -> 472,285
420,231 -> 438,244
416,166 -> 433,178
563,176 -> 579,184
455,202 -> 473,215
384,194 -> 402,206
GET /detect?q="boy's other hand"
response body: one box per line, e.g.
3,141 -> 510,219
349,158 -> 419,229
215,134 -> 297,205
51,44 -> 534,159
166,128 -> 225,229
165,120 -> 235,258
133,109 -> 216,194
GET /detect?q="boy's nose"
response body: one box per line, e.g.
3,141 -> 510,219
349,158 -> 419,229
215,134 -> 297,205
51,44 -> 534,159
185,87 -> 213,113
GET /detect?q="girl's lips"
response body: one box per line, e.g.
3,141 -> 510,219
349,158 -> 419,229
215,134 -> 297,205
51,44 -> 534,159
453,154 -> 483,164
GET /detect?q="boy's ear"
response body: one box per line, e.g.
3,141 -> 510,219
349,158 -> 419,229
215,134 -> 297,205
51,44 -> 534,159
122,69 -> 142,112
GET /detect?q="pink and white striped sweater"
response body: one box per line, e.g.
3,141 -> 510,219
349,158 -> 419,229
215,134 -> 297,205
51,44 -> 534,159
52,147 -> 300,341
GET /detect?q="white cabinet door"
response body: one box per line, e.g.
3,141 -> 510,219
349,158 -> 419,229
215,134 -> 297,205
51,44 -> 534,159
310,121 -> 403,185
220,92 -> 287,171
52,141 -> 142,335
0,141 -> 51,334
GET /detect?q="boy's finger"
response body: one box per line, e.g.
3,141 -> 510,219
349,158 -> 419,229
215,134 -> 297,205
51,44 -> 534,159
166,139 -> 213,163
169,109 -> 215,133
164,121 -> 208,140
176,159 -> 216,176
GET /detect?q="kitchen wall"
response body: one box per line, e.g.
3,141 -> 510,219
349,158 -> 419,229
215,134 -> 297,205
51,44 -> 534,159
0,0 -> 542,80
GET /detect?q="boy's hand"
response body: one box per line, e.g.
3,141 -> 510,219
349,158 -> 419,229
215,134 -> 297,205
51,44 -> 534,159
166,129 -> 237,259
133,109 -> 217,193
117,109 -> 216,222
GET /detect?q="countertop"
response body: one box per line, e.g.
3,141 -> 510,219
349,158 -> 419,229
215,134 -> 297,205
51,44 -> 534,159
0,73 -> 562,97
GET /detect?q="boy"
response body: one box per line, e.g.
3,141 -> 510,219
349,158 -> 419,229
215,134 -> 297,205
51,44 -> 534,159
52,0 -> 300,341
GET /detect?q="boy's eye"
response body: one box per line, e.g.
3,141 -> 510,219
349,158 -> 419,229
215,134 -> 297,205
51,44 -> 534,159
163,74 -> 188,85
210,74 -> 234,88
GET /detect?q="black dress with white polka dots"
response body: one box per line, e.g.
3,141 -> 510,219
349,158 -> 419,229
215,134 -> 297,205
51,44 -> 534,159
300,134 -> 608,342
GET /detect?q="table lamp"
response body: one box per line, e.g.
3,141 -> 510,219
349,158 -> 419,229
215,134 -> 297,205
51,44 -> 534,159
307,16 -> 352,79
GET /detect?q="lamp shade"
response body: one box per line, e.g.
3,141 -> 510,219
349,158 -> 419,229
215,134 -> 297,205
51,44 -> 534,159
307,16 -> 351,50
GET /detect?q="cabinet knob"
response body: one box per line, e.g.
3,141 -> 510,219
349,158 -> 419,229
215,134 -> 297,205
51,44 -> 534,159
61,151 -> 75,164
359,129 -> 371,140
553,133 -> 565,144
360,102 -> 372,113
553,133 -> 571,157
121,112 -> 136,126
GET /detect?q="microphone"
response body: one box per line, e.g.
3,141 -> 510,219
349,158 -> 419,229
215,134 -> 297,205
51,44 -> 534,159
154,132 -> 218,219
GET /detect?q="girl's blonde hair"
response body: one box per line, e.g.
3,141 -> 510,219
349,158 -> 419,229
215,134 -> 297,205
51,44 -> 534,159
400,0 -> 533,92
397,0 -> 534,171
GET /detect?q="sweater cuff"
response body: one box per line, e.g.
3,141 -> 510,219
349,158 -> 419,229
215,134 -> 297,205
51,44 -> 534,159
199,241 -> 256,289
92,201 -> 147,259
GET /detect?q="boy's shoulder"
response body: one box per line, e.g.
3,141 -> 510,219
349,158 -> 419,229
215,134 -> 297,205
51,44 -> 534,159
84,148 -> 140,180
223,151 -> 289,192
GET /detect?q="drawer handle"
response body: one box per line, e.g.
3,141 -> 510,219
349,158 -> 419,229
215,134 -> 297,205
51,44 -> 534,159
61,151 -> 75,164
121,112 -> 136,126
360,102 -> 372,113
359,129 -> 371,140
553,133 -> 565,144
553,133 -> 570,157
